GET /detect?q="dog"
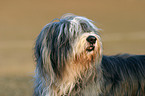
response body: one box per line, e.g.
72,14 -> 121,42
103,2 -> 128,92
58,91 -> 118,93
34,14 -> 145,96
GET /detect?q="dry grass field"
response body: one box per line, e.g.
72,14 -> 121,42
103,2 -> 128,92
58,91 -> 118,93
0,0 -> 145,96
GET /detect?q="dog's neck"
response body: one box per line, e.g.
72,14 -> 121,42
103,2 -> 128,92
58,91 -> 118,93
48,59 -> 101,96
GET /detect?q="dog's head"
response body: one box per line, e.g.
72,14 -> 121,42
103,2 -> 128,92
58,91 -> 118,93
35,14 -> 102,79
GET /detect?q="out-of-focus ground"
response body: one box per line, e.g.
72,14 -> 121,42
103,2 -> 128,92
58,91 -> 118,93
0,0 -> 145,96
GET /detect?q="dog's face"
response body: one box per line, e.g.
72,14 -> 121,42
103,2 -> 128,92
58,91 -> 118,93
35,15 -> 102,78
73,32 -> 102,59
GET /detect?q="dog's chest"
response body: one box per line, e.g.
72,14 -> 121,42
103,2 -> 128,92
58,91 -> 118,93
81,82 -> 100,96
70,82 -> 100,96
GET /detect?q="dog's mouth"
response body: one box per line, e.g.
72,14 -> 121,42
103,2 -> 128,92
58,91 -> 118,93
86,45 -> 95,52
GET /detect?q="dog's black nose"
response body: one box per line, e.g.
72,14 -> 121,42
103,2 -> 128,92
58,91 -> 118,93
86,36 -> 97,44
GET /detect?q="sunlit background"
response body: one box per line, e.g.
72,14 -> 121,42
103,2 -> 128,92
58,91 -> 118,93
0,0 -> 145,96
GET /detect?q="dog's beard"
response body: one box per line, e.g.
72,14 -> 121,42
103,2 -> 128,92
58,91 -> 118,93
62,32 -> 102,79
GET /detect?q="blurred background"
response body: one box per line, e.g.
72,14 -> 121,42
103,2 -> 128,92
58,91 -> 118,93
0,0 -> 145,96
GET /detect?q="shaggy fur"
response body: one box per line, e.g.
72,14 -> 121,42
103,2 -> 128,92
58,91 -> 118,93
34,14 -> 145,96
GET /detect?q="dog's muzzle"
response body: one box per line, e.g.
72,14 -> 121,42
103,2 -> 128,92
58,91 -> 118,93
86,35 -> 97,52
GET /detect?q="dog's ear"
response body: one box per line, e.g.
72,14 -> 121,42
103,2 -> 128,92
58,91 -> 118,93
34,20 -> 71,78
